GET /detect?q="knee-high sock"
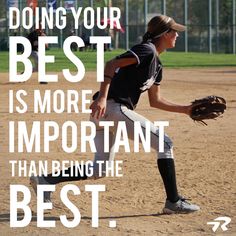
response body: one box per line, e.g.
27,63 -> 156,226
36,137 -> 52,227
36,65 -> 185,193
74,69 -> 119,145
44,165 -> 87,184
157,158 -> 179,203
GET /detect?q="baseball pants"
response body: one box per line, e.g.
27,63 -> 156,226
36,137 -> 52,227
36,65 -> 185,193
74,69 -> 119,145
30,51 -> 38,72
90,99 -> 174,178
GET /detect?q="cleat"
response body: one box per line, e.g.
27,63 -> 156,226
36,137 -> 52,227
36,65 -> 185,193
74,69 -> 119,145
163,197 -> 200,214
30,176 -> 52,203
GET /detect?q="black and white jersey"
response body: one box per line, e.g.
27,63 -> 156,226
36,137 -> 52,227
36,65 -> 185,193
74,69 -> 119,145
107,42 -> 162,110
27,30 -> 41,51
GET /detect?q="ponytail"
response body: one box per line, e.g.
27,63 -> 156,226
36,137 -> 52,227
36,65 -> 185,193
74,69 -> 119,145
142,31 -> 152,43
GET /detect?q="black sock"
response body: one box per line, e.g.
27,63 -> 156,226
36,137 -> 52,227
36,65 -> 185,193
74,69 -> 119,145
157,158 -> 179,203
44,165 -> 88,184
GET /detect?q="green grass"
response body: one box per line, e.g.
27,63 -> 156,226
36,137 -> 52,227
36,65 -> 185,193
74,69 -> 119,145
161,52 -> 236,67
1,49 -> 236,72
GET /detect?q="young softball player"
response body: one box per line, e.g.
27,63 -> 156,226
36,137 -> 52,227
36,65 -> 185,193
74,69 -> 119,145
31,15 -> 200,214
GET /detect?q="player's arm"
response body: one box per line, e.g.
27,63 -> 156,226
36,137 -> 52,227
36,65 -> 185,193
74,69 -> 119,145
104,57 -> 137,78
98,57 -> 137,99
90,57 -> 137,118
148,85 -> 192,115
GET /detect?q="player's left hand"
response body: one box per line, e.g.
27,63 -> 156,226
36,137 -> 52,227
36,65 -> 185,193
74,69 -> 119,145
189,95 -> 226,125
184,105 -> 193,116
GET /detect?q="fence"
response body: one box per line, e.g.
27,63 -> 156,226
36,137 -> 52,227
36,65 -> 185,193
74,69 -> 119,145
0,0 -> 236,53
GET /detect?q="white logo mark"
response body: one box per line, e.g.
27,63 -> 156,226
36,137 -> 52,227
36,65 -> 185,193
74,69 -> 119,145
207,216 -> 231,232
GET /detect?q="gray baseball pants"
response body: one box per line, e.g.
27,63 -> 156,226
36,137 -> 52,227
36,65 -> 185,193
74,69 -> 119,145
90,99 -> 174,178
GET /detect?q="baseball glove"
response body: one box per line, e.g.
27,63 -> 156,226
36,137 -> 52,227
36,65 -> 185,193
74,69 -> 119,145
190,95 -> 226,125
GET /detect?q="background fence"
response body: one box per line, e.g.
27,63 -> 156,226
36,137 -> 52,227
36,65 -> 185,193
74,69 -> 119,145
0,0 -> 236,53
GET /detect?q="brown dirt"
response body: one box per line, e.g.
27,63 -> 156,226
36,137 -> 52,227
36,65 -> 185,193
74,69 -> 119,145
0,68 -> 235,235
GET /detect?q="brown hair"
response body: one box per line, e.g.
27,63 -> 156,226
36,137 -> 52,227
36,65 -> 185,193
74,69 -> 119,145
142,15 -> 185,43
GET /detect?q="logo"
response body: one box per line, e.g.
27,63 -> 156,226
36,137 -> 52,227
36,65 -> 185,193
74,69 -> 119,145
140,77 -> 155,91
207,216 -> 231,232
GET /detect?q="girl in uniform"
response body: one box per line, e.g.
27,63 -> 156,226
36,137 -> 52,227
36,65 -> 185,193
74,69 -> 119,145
31,15 -> 200,214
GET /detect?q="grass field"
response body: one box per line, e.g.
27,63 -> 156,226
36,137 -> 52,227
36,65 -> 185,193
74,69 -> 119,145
1,49 -> 236,72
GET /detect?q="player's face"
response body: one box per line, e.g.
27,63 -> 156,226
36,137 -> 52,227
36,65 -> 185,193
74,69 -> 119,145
165,30 -> 179,48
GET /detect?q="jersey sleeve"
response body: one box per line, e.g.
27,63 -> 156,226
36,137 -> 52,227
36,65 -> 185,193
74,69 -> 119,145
116,43 -> 155,66
154,64 -> 163,85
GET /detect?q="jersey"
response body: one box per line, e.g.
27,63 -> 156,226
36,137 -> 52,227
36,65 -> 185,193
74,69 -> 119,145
27,30 -> 41,51
107,42 -> 163,110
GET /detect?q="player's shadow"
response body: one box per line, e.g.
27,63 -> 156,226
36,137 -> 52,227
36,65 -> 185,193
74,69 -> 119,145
0,212 -> 165,223
0,82 -> 26,85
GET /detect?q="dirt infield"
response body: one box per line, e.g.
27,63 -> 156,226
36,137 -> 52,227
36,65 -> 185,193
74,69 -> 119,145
0,68 -> 235,235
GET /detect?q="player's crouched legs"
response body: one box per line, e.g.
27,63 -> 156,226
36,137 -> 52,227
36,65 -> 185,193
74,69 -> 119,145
156,134 -> 200,214
30,165 -> 88,203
